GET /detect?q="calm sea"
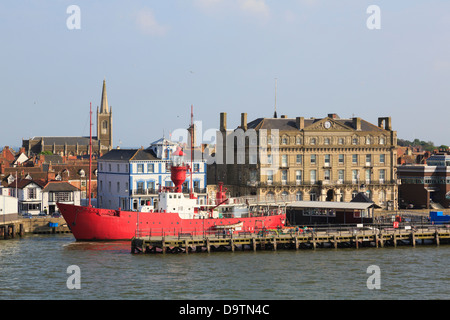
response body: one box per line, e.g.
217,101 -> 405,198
0,234 -> 449,303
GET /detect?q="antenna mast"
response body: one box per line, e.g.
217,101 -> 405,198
190,104 -> 194,199
88,102 -> 92,207
274,78 -> 278,118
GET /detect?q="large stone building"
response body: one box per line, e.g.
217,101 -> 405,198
209,112 -> 398,209
22,80 -> 113,157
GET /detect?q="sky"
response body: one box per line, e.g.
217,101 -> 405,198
1,0 -> 450,149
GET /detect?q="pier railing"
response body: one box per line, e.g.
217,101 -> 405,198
135,221 -> 449,241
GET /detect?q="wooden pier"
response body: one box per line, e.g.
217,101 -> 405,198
0,217 -> 71,239
131,226 -> 450,254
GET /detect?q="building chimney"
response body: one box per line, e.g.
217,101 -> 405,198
328,113 -> 339,119
378,117 -> 392,130
241,113 -> 247,131
352,117 -> 361,131
220,112 -> 227,132
296,117 -> 304,130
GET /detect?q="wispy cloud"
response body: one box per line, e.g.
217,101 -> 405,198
237,0 -> 270,19
193,0 -> 270,20
135,8 -> 168,36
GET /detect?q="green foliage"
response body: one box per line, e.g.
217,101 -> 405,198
39,151 -> 53,155
398,139 -> 449,152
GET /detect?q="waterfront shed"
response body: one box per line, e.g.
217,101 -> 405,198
286,201 -> 375,225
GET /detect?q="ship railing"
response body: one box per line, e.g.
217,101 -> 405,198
204,195 -> 296,206
134,226 -> 285,240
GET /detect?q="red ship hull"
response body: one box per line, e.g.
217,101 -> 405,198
58,203 -> 286,241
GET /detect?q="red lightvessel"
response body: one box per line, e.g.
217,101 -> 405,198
58,106 -> 286,241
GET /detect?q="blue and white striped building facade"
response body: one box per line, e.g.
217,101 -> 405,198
97,138 -> 207,210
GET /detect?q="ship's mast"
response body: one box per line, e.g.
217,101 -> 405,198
89,103 -> 92,208
189,104 -> 194,199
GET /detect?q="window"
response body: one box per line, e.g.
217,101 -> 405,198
281,155 -> 288,167
379,169 -> 385,183
324,154 -> 330,166
338,170 -> 344,183
28,188 -> 37,199
117,182 -> 120,193
296,136 -> 302,145
324,138 -> 330,145
267,170 -> 273,185
352,154 -> 358,164
352,170 -> 359,183
310,138 -> 316,145
311,154 -> 316,165
137,164 -> 144,173
148,164 -> 154,173
296,154 -> 302,164
380,154 -> 385,164
117,164 -> 120,172
281,170 -> 288,185
310,191 -> 317,201
352,137 -> 358,145
282,136 -> 288,145
310,170 -> 317,184
250,170 -> 257,182
338,154 -> 344,165
50,192 -> 73,202
366,154 -> 372,166
295,170 -> 302,185
108,181 -> 111,192
324,169 -> 331,181
194,163 -> 200,172
366,137 -> 372,145
267,154 -> 273,164
296,191 -> 303,201
338,138 -> 344,145
379,190 -> 386,203
365,169 -> 371,183
108,164 -> 112,172
380,137 -> 385,145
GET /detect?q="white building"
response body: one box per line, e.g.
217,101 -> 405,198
97,138 -> 207,210
0,194 -> 19,221
5,179 -> 80,215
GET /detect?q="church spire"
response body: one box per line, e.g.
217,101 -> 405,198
100,79 -> 109,113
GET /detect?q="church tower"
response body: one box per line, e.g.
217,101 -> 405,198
97,79 -> 113,153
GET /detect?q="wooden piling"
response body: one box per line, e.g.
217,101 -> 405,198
411,231 -> 416,247
435,231 -> 440,246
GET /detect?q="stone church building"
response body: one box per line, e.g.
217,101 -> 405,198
22,80 -> 113,157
